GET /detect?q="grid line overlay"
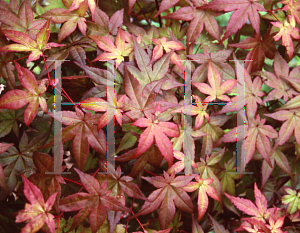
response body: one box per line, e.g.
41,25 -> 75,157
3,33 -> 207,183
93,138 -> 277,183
51,59 -> 253,176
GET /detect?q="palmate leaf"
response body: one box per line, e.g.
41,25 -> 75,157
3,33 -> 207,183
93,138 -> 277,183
59,168 -> 130,233
96,163 -> 147,201
228,29 -> 276,73
162,0 -> 221,44
129,171 -> 196,230
122,65 -> 179,122
131,105 -> 180,168
188,49 -> 235,82
261,145 -> 293,188
256,52 -> 299,104
30,151 -> 66,213
271,15 -> 300,60
225,183 -> 281,224
127,39 -> 174,88
90,27 -> 131,68
149,37 -> 185,72
264,109 -> 300,146
0,62 -> 48,126
80,86 -> 126,131
182,176 -> 220,221
199,0 -> 266,43
44,106 -> 106,171
0,1 -> 47,39
194,62 -> 236,102
0,108 -> 24,138
0,132 -> 36,192
281,186 -> 300,214
15,175 -> 57,233
243,115 -> 278,169
0,20 -> 65,63
115,144 -> 163,177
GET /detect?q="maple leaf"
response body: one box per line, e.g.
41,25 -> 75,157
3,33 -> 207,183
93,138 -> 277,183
0,20 -> 65,63
281,186 -> 300,214
127,38 -> 175,87
182,176 -> 219,221
188,49 -> 235,82
199,0 -> 266,43
59,168 -> 130,233
149,37 -> 185,72
96,162 -> 147,200
167,151 -> 197,175
90,27 -> 132,68
15,175 -> 57,233
222,53 -> 265,122
193,149 -> 225,206
271,15 -> 300,60
38,0 -> 96,43
131,105 -> 180,168
30,151 -> 66,213
171,95 -> 210,130
255,52 -> 299,104
80,86 -> 126,131
264,109 -> 300,147
63,0 -> 96,21
281,0 -> 300,26
243,115 -> 278,169
130,171 -> 196,229
219,156 -> 240,196
162,1 -> 221,44
0,62 -> 48,126
267,209 -> 286,233
122,65 -> 180,122
116,144 -> 164,177
44,106 -> 106,170
197,115 -> 228,156
0,1 -> 47,39
228,29 -> 276,73
225,183 -> 270,222
261,144 -> 293,188
0,131 -> 54,192
0,108 -> 24,138
193,62 -> 237,102
169,118 -> 207,174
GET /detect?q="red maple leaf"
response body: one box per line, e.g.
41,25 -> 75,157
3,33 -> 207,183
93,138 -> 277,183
199,0 -> 266,43
0,62 -> 48,126
15,175 -> 57,233
131,105 -> 180,168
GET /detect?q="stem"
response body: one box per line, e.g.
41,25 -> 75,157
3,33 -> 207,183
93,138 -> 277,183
7,55 -> 29,63
41,53 -> 52,90
62,177 -> 82,186
86,57 -> 95,67
154,0 -> 162,27
135,1 -> 151,26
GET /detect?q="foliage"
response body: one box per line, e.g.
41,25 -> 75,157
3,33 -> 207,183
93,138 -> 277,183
0,0 -> 300,232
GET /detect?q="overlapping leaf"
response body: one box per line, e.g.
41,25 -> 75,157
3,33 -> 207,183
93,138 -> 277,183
130,171 -> 196,229
44,106 -> 106,170
131,105 -> 180,168
183,176 -> 219,221
0,62 -> 48,126
15,175 -> 57,233
59,168 -> 130,233
199,0 -> 266,43
0,20 -> 65,63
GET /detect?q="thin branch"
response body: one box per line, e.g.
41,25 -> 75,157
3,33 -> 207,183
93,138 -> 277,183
154,0 -> 162,27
